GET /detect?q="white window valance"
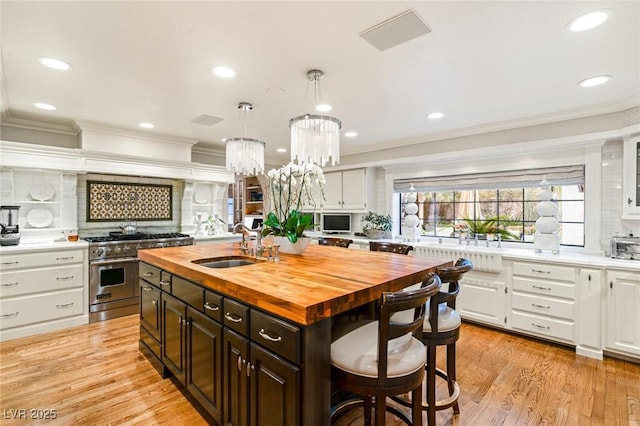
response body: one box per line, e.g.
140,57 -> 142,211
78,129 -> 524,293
393,165 -> 585,192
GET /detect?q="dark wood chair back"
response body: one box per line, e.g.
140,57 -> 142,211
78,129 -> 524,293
369,241 -> 414,255
431,258 -> 473,313
318,237 -> 353,248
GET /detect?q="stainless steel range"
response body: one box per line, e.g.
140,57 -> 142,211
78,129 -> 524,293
84,232 -> 194,322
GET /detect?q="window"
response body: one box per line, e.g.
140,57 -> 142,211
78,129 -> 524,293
395,166 -> 585,247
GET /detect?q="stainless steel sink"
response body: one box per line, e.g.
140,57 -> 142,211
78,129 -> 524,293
193,256 -> 261,269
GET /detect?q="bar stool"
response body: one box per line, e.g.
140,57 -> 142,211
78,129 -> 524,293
318,237 -> 354,248
369,241 -> 414,255
331,274 -> 442,426
392,258 -> 472,425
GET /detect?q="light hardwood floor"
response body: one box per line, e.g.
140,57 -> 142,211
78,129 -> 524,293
1,315 -> 638,425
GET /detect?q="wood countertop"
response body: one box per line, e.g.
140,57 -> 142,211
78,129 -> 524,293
138,242 -> 450,325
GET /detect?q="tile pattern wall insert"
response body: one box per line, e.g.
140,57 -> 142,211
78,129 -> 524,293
87,181 -> 172,221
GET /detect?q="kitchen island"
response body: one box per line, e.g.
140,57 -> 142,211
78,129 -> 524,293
138,242 -> 449,425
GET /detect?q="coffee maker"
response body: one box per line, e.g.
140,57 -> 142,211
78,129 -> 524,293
0,205 -> 21,246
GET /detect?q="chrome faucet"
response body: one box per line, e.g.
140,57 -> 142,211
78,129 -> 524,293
233,222 -> 264,258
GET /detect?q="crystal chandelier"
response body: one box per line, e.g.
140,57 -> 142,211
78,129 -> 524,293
289,70 -> 341,167
225,102 -> 265,175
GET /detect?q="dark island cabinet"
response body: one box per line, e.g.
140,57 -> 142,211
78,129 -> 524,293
138,261 -> 331,426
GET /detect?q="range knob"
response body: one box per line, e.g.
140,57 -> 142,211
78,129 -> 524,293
122,246 -> 130,253
105,247 -> 114,256
114,246 -> 122,255
94,247 -> 105,257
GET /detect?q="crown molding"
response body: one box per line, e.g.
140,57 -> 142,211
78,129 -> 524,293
1,115 -> 79,136
75,120 -> 198,147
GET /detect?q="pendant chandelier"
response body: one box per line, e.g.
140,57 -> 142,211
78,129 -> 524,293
289,69 -> 341,167
225,102 -> 265,175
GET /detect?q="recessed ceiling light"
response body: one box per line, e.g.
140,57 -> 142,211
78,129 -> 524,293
344,131 -> 358,138
139,122 -> 155,129
39,57 -> 72,70
276,148 -> 287,153
427,112 -> 444,119
33,102 -> 57,111
212,66 -> 235,78
578,75 -> 611,87
315,103 -> 332,112
567,9 -> 611,32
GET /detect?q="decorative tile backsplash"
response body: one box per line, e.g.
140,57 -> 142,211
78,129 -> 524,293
87,180 -> 172,221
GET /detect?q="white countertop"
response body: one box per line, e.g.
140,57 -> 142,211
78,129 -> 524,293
0,238 -> 89,253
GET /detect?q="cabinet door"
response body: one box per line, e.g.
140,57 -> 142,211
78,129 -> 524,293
140,281 -> 161,341
162,293 -> 186,384
322,172 -> 343,209
340,169 -> 367,210
577,269 -> 602,354
249,343 -> 300,426
186,307 -> 223,423
457,274 -> 506,328
622,137 -> 640,216
224,329 -> 250,426
606,270 -> 640,357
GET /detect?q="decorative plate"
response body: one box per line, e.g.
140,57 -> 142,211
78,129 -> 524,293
26,208 -> 53,228
29,185 -> 55,201
194,188 -> 209,204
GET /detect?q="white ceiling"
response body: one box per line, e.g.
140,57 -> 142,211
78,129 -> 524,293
1,1 -> 639,165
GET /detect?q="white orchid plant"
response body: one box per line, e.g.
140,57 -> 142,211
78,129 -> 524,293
262,161 -> 325,243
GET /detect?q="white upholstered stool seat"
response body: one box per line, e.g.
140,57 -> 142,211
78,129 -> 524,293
331,321 -> 426,379
392,302 -> 461,333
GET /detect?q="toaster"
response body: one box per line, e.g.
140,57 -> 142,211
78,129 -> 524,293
610,236 -> 640,260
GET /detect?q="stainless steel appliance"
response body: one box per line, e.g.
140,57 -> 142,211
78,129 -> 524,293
610,235 -> 640,260
85,232 -> 194,322
0,205 -> 21,246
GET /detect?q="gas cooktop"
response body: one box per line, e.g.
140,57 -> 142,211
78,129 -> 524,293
84,232 -> 191,243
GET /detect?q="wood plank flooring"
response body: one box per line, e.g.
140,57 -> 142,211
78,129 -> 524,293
1,315 -> 638,425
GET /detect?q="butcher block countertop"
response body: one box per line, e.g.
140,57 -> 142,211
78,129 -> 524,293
138,242 -> 449,326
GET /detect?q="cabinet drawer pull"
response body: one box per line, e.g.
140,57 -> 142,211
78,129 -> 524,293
142,285 -> 153,291
531,269 -> 550,274
152,300 -> 157,306
56,256 -> 75,261
531,303 -> 550,310
56,302 -> 74,309
204,302 -> 220,311
159,280 -> 170,287
246,362 -> 254,377
258,328 -> 282,343
237,356 -> 242,371
1,261 -> 19,265
532,285 -> 551,291
56,275 -> 74,281
143,272 -> 154,277
0,282 -> 19,287
224,312 -> 243,323
0,311 -> 19,318
531,323 -> 550,330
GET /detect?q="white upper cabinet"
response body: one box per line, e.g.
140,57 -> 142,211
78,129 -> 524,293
317,168 -> 373,212
622,135 -> 640,218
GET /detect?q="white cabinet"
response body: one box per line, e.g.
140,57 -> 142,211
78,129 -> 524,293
457,271 -> 506,328
576,269 -> 603,359
510,261 -> 577,344
318,168 -> 372,211
622,135 -> 640,218
605,269 -> 640,358
0,246 -> 88,341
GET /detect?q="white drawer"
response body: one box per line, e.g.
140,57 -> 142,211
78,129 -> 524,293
0,288 -> 84,329
0,249 -> 85,271
512,262 -> 575,282
511,291 -> 575,321
511,310 -> 574,343
0,264 -> 85,298
512,276 -> 576,299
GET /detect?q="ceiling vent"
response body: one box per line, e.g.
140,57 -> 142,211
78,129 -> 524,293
191,114 -> 223,127
359,9 -> 431,51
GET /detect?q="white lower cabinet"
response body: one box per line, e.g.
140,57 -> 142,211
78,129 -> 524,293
605,269 -> 640,358
576,269 -> 603,359
457,271 -> 506,328
510,261 -> 577,345
0,246 -> 88,341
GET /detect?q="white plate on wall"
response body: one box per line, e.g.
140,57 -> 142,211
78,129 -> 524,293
26,208 -> 53,228
194,188 -> 209,204
29,185 -> 55,201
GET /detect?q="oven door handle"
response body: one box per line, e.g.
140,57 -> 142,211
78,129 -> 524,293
91,258 -> 139,267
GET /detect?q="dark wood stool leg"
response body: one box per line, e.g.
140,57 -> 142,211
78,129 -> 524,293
426,344 -> 437,426
412,383 -> 423,426
375,392 -> 386,426
447,343 -> 460,414
364,396 -> 372,426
